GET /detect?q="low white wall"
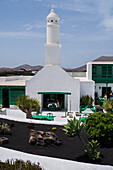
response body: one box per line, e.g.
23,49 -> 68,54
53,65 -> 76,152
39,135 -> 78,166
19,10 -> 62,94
0,147 -> 113,170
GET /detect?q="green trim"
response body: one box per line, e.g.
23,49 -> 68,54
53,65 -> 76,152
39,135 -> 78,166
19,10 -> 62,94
38,92 -> 71,95
0,85 -> 25,89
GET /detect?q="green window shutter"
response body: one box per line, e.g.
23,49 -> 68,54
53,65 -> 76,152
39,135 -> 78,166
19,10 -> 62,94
92,64 -> 113,83
10,89 -> 25,105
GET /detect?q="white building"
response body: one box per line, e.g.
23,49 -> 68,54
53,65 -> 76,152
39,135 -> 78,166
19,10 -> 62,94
0,8 -> 95,111
87,56 -> 113,98
26,8 -> 94,112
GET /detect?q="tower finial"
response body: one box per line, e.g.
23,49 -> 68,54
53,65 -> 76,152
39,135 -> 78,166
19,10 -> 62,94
51,8 -> 54,13
51,4 -> 55,12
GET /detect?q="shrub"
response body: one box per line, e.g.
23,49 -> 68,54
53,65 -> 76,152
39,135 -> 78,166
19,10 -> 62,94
63,117 -> 84,137
0,122 -> 11,135
86,112 -> 113,147
103,99 -> 113,112
81,95 -> 94,106
85,140 -> 101,162
0,159 -> 43,170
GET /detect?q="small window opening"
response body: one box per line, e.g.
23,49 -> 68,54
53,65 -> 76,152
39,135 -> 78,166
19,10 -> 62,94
51,20 -> 53,22
55,20 -> 57,22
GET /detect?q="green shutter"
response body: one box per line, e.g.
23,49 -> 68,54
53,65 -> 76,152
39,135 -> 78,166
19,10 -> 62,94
10,89 -> 25,105
92,64 -> 113,83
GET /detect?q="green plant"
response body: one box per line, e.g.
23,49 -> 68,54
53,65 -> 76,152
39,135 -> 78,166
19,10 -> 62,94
81,95 -> 94,106
0,122 -> 11,135
63,117 -> 84,137
0,159 -> 43,170
16,95 -> 40,119
85,140 -> 101,161
86,112 -> 113,147
103,98 -> 113,112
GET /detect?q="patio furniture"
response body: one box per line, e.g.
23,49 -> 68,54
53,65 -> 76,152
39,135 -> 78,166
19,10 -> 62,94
32,114 -> 54,121
80,105 -> 97,114
79,116 -> 87,122
48,103 -> 62,111
48,103 -> 56,111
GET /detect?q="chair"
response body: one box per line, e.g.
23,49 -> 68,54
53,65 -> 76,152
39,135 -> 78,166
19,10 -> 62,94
48,103 -> 56,111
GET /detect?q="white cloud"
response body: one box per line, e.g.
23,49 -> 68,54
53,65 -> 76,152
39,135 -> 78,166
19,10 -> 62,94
100,17 -> 113,31
23,23 -> 46,31
95,0 -> 113,31
0,31 -> 44,39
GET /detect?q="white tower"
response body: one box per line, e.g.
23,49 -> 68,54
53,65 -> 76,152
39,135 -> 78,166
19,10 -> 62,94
45,8 -> 61,65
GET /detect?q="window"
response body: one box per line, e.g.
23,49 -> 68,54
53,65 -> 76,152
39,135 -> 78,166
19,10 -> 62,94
51,20 -> 53,22
55,20 -> 57,22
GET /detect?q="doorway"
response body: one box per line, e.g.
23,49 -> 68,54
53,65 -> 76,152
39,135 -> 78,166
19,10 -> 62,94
2,88 -> 9,108
43,94 -> 64,109
102,87 -> 111,99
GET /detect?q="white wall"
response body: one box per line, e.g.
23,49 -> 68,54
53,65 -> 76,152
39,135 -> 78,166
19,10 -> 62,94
1,147 -> 113,170
80,80 -> 95,100
86,63 -> 92,80
26,65 -> 80,112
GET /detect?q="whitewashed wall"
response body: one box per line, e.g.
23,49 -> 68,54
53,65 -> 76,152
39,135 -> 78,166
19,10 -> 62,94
80,80 -> 95,100
86,63 -> 92,80
26,65 -> 80,112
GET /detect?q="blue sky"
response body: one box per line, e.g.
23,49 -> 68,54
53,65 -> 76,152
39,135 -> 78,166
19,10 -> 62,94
0,0 -> 113,68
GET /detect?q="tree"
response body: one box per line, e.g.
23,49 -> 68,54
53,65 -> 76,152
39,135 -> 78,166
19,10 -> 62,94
16,95 -> 40,119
